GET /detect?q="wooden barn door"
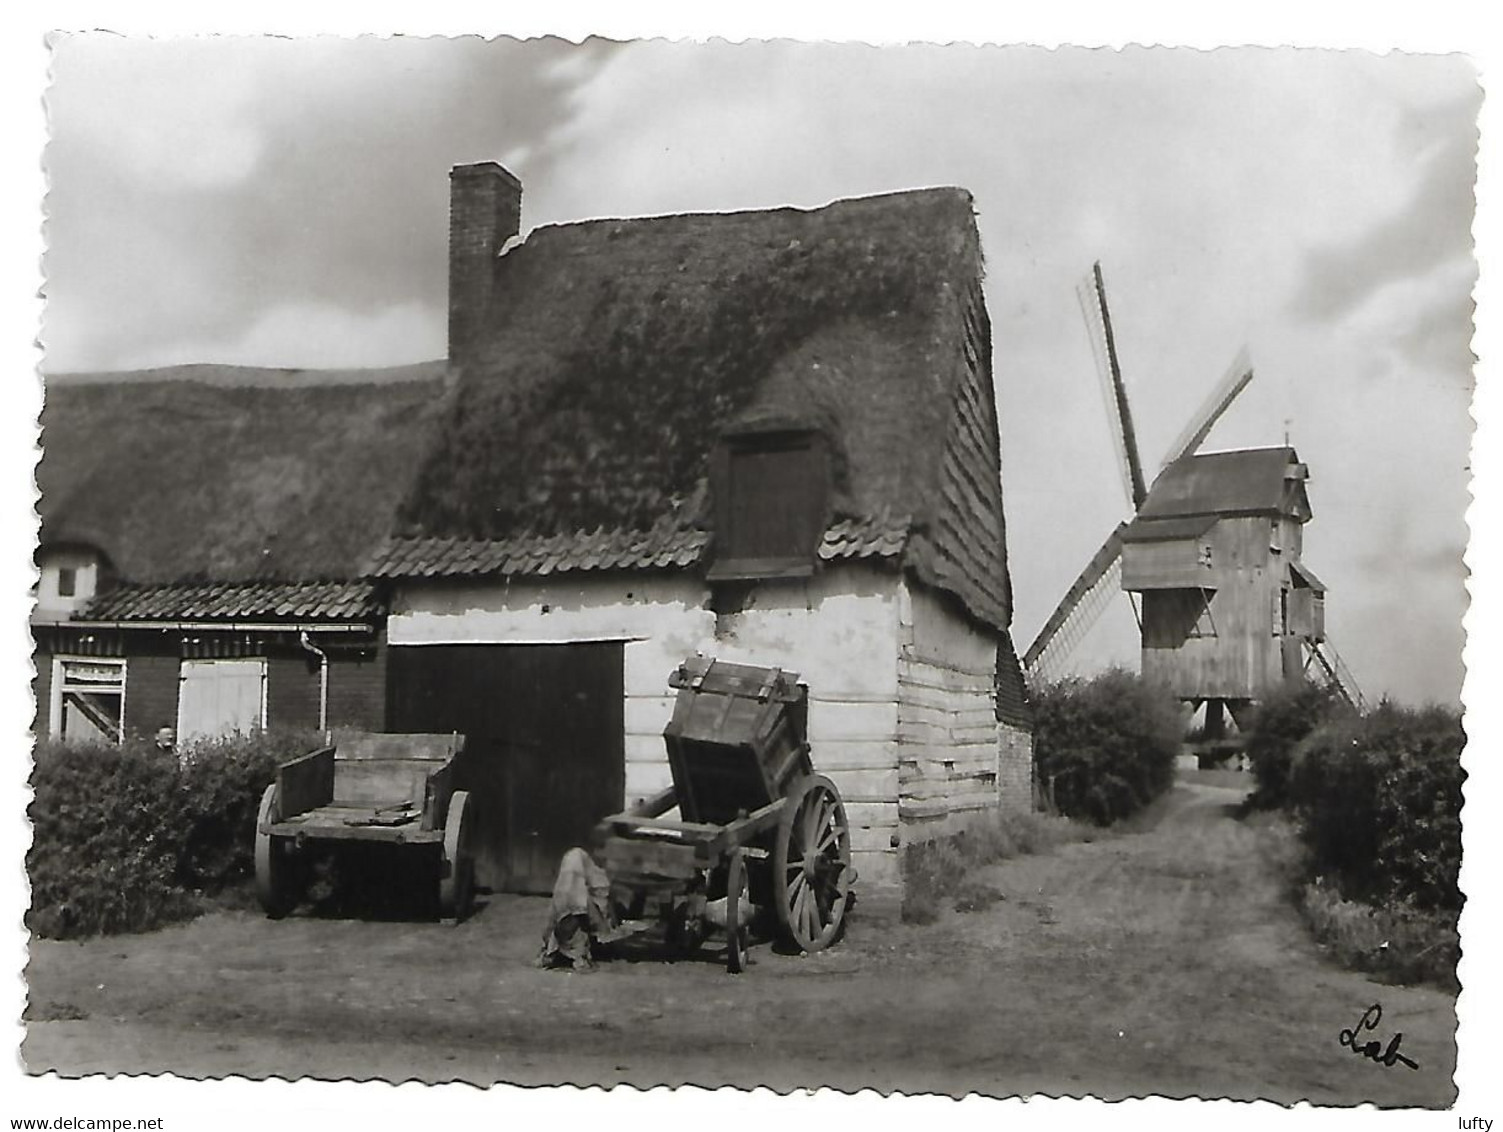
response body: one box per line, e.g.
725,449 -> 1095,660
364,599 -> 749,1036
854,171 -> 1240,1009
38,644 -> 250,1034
385,643 -> 624,894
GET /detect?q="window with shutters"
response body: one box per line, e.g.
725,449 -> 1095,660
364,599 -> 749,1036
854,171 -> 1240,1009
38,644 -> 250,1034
177,658 -> 268,742
708,429 -> 830,581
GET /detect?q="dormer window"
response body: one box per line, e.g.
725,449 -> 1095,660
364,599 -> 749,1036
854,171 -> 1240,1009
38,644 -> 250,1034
708,427 -> 831,580
35,544 -> 111,620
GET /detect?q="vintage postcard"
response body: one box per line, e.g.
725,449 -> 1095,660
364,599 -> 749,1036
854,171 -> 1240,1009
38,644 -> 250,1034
10,21 -> 1495,1124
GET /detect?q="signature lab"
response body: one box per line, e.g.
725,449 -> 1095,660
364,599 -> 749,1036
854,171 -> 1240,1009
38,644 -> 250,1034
1337,1004 -> 1418,1071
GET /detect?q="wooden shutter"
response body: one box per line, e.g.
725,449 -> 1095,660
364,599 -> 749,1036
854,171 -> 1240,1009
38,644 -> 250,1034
711,431 -> 829,578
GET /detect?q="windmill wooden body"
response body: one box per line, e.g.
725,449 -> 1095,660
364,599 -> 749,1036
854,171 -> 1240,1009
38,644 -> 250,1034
1120,446 -> 1331,742
1024,265 -> 1362,743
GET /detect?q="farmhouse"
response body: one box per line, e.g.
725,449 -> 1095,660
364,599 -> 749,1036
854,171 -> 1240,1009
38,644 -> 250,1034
32,368 -> 446,744
367,163 -> 1033,892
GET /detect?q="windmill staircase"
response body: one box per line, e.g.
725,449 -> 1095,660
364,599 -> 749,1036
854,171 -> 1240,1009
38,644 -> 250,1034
1304,638 -> 1366,712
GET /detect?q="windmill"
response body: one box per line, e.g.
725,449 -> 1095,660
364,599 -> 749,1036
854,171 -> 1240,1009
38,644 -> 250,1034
1023,264 -> 1363,735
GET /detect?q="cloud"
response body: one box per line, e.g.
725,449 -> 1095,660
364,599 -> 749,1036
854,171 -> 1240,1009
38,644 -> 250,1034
42,34 -> 613,372
47,36 -> 267,190
1289,96 -> 1479,325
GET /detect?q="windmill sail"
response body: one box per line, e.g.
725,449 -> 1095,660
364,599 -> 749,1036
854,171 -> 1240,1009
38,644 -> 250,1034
1024,265 -> 1256,682
1092,263 -> 1148,509
1077,267 -> 1144,510
1161,346 -> 1254,468
1023,523 -> 1128,682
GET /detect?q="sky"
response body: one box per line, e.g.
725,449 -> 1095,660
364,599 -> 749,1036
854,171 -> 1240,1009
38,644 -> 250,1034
40,36 -> 1479,706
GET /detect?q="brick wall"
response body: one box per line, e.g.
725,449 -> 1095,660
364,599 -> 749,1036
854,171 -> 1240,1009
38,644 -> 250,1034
125,654 -> 181,741
997,721 -> 1034,815
326,638 -> 387,732
267,654 -> 321,732
448,163 -> 522,366
270,643 -> 388,733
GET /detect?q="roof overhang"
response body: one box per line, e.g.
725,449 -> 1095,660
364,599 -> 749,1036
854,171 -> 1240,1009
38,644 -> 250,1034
1120,515 -> 1218,544
56,619 -> 375,634
1289,560 -> 1326,593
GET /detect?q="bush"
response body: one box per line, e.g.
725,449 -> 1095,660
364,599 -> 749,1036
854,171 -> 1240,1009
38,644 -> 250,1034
1287,703 -> 1464,913
174,730 -> 321,894
1031,669 -> 1182,825
1244,680 -> 1351,809
27,728 -> 320,939
27,739 -> 193,938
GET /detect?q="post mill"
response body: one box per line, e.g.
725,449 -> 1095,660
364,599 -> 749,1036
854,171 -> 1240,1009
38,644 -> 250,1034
1024,264 -> 1363,754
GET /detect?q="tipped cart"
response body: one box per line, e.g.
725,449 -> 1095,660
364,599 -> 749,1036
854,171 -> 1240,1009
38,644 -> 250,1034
254,732 -> 476,921
597,657 -> 856,973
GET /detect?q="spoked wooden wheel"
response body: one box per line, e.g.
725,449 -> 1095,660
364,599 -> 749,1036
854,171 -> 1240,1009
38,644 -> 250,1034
254,784 -> 299,918
439,790 -> 474,923
725,848 -> 749,974
772,774 -> 852,954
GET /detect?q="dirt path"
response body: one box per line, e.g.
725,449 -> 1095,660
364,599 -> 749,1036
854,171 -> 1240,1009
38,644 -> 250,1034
24,782 -> 1456,1104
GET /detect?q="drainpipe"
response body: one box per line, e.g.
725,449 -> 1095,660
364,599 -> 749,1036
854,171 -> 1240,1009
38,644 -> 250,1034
298,631 -> 329,739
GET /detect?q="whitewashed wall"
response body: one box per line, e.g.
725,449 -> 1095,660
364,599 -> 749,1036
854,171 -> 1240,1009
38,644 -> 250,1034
34,548 -> 104,620
897,581 -> 1005,842
389,565 -> 905,885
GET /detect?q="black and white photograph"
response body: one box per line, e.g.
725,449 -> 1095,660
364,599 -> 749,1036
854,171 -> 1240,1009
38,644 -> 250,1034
6,11 -> 1498,1122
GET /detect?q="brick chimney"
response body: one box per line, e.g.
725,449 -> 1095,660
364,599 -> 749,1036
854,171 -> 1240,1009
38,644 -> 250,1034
448,162 -> 522,366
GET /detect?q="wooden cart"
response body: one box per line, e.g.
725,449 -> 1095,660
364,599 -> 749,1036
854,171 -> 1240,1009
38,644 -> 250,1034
596,657 -> 856,973
254,732 -> 476,922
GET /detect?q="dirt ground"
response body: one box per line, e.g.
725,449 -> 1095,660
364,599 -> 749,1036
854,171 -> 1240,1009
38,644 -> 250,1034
23,780 -> 1457,1104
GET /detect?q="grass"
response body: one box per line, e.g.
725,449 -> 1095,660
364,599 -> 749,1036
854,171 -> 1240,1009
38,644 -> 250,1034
1244,807 -> 1460,991
1296,882 -> 1461,991
901,808 -> 1092,924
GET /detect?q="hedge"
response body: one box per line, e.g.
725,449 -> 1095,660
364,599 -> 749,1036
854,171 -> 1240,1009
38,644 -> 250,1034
1244,680 -> 1353,810
1287,703 -> 1464,913
27,729 -> 321,939
1031,668 -> 1182,825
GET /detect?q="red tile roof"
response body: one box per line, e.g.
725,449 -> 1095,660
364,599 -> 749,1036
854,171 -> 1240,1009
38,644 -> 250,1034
366,527 -> 710,579
817,512 -> 911,561
80,580 -> 380,623
368,513 -> 911,580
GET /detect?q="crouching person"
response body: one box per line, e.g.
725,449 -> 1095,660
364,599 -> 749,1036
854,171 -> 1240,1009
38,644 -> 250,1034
537,830 -> 617,972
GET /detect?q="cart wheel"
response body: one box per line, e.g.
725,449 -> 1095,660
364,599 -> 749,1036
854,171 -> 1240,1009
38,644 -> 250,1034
772,774 -> 852,954
254,784 -> 298,918
439,790 -> 474,922
725,848 -> 749,975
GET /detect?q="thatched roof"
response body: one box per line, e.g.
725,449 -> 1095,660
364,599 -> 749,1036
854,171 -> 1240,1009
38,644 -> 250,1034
396,186 -> 1013,630
37,369 -> 447,584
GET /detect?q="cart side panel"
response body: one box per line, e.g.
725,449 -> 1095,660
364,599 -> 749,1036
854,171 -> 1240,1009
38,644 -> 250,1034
276,746 -> 335,819
421,761 -> 454,831
332,731 -> 462,761
329,732 -> 464,808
